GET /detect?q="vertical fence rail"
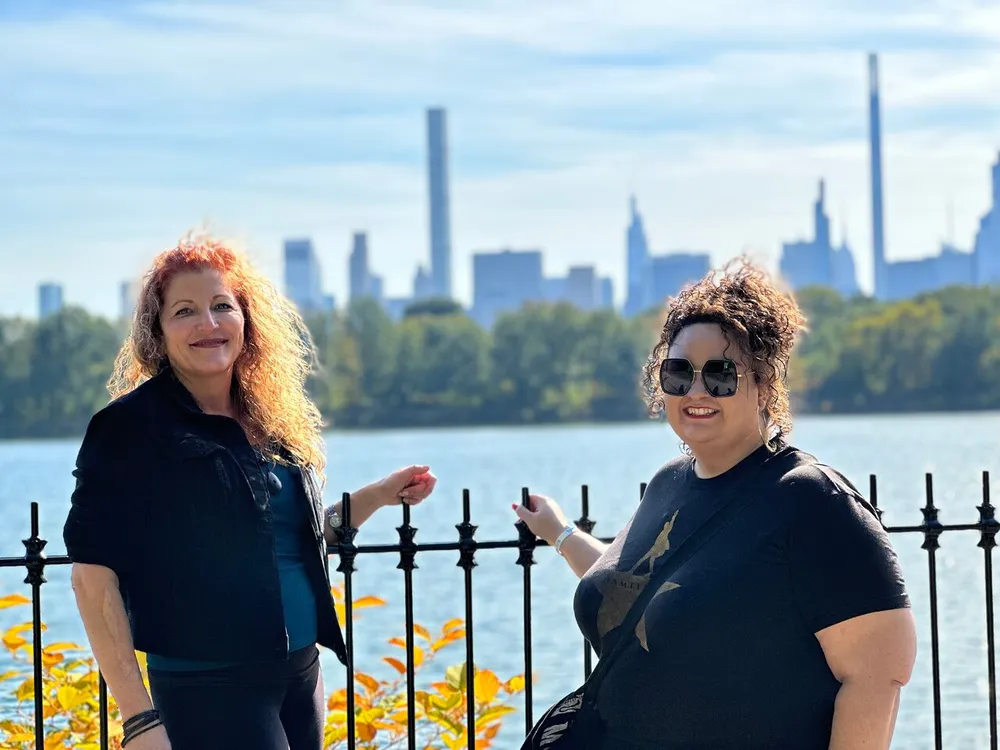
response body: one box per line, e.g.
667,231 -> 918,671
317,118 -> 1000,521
578,485 -> 596,680
516,487 -> 536,735
7,476 -> 1000,750
397,503 -> 418,750
869,474 -> 882,522
456,489 -> 478,748
21,502 -> 46,750
979,471 -> 999,750
921,474 -> 944,750
98,674 -> 109,750
336,492 -> 358,749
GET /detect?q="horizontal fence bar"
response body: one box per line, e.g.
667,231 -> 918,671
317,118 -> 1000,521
3,519 -> 998,570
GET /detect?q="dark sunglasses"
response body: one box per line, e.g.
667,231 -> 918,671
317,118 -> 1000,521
659,358 -> 743,398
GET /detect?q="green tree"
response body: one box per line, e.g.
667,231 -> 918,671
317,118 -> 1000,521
17,308 -> 121,437
487,303 -> 592,423
0,317 -> 34,438
345,298 -> 400,423
389,314 -> 490,425
402,298 -> 465,318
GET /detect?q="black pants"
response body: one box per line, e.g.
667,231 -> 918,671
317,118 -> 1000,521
148,645 -> 324,750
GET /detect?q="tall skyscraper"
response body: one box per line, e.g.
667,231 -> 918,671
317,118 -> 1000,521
868,53 -> 888,300
973,152 -> 1000,284
119,279 -> 139,321
814,180 -> 831,253
624,195 -> 651,316
38,282 -> 63,319
413,265 -> 435,300
779,179 -> 858,297
426,107 -> 453,299
349,232 -> 371,302
283,239 -> 325,313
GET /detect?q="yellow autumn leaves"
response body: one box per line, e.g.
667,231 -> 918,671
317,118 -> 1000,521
0,589 -> 525,749
324,587 -> 526,748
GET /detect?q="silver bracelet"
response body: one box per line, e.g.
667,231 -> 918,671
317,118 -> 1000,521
553,525 -> 577,555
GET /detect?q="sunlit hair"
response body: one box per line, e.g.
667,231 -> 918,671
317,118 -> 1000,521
641,257 -> 807,450
108,233 -> 326,472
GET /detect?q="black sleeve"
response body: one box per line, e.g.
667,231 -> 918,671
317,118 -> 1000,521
788,487 -> 910,633
62,404 -> 135,576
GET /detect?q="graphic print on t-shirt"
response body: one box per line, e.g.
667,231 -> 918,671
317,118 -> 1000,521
595,510 -> 680,651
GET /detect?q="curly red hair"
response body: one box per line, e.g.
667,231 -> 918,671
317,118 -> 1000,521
108,234 -> 326,471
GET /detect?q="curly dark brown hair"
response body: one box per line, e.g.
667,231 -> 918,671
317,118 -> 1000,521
640,257 -> 807,448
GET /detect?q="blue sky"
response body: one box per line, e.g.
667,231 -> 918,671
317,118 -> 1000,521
2,0 -> 1000,318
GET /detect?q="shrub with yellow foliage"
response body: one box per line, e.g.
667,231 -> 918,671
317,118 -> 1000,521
0,588 -> 525,749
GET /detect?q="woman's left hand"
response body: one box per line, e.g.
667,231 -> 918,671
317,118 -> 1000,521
379,465 -> 437,507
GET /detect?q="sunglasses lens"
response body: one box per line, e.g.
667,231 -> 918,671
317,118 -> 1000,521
660,359 -> 695,396
702,360 -> 740,397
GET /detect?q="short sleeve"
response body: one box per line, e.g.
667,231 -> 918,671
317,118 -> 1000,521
788,489 -> 910,633
62,404 -> 134,575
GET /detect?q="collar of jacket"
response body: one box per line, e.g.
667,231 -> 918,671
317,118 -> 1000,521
150,364 -> 234,418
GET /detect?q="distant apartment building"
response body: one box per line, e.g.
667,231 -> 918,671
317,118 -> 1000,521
383,298 -> 412,321
622,195 -> 707,313
471,249 -> 544,328
599,277 -> 613,308
38,282 -> 64,319
874,153 -> 996,299
886,244 -> 974,300
119,279 -> 139,321
412,265 -> 435,300
780,180 -> 860,298
348,232 -> 383,305
624,195 -> 652,316
543,265 -> 614,311
284,239 -> 333,314
974,153 -> 1000,285
649,253 -> 711,307
564,266 -> 601,311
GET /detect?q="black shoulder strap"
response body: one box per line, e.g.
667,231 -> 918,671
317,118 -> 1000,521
583,451 -> 798,693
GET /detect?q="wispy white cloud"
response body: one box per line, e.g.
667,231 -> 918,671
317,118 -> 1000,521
1,0 -> 999,318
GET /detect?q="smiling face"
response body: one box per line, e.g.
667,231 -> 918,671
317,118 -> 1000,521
664,322 -> 766,459
159,267 -> 245,381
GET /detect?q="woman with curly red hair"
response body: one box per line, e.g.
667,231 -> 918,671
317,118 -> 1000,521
516,259 -> 915,749
64,235 -> 437,750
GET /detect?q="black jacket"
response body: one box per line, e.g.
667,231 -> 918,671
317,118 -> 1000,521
62,367 -> 348,665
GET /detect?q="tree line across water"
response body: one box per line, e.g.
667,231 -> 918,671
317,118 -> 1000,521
2,284 -> 999,440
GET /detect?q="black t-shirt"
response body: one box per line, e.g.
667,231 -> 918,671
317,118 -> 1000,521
573,445 -> 910,750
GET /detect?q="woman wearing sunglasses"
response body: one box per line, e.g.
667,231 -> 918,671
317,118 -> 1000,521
514,260 -> 915,749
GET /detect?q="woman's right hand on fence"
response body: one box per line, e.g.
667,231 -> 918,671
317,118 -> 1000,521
126,723 -> 171,750
513,494 -> 572,545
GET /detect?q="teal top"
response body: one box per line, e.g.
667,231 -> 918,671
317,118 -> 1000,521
145,463 -> 319,671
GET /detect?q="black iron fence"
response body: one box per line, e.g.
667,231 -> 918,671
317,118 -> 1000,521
0,474 -> 998,750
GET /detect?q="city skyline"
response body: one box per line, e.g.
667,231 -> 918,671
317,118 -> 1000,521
4,1 -> 1000,319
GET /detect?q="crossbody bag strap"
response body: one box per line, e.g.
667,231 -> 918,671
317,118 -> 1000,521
582,452 -> 797,694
